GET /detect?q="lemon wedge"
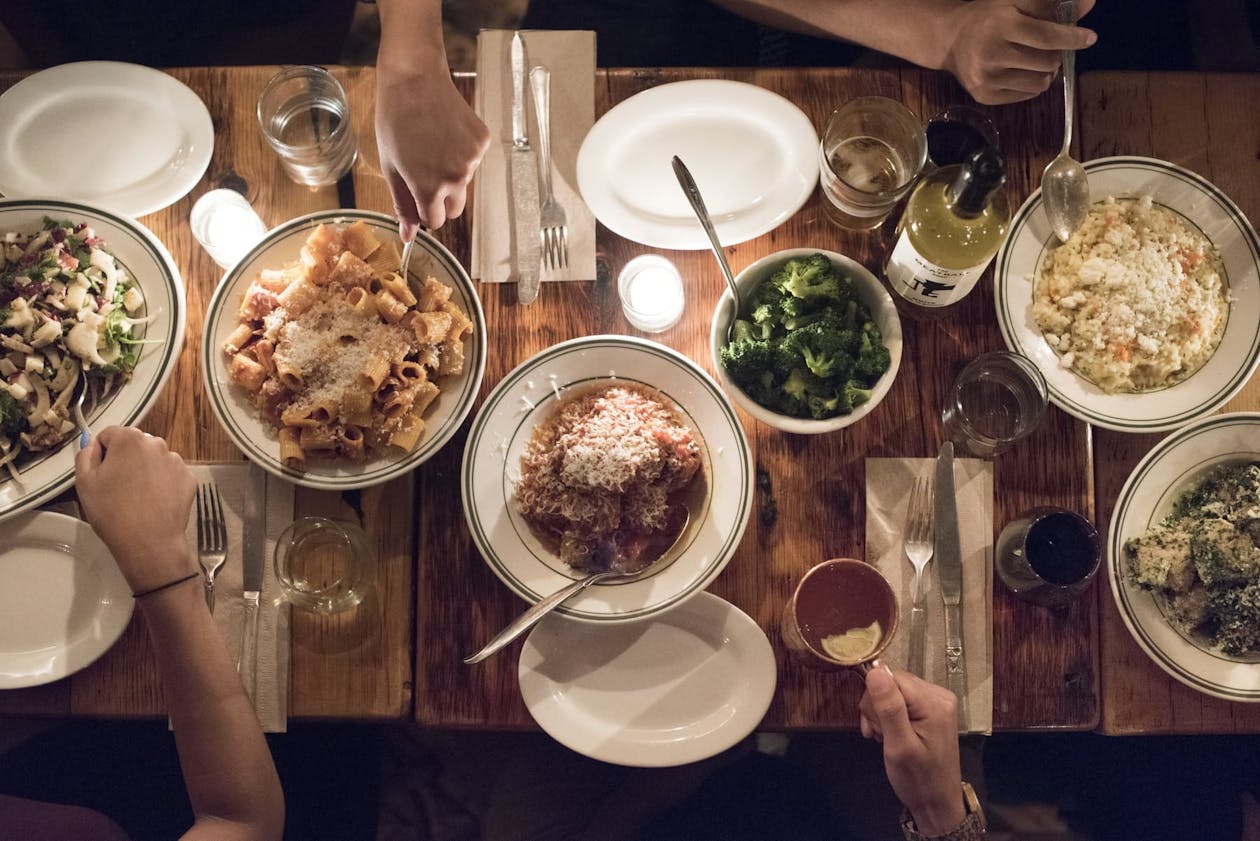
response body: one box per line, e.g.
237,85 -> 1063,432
821,621 -> 883,662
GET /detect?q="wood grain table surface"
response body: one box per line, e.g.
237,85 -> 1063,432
1079,72 -> 1260,735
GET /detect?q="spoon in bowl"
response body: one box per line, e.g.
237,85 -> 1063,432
1041,0 -> 1090,243
463,510 -> 690,665
672,156 -> 741,343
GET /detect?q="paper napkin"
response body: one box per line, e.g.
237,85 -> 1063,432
471,29 -> 597,284
866,457 -> 994,735
186,463 -> 294,733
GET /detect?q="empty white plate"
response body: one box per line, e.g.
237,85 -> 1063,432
0,512 -> 133,689
518,592 -> 777,767
577,80 -> 819,250
0,62 -> 214,218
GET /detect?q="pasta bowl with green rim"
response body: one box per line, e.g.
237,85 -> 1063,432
202,209 -> 486,490
0,199 -> 185,523
996,157 -> 1260,433
461,335 -> 754,623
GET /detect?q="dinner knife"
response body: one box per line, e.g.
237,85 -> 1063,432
935,441 -> 969,730
510,32 -> 542,305
239,463 -> 266,704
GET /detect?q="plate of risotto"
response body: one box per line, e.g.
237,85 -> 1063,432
461,335 -> 754,623
996,157 -> 1260,432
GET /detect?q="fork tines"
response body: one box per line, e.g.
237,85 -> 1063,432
196,483 -> 226,555
540,225 -> 568,272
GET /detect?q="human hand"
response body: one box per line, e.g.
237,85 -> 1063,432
376,64 -> 490,239
859,666 -> 965,836
939,0 -> 1097,105
75,427 -> 196,594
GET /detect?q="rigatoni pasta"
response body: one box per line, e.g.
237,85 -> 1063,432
222,221 -> 474,468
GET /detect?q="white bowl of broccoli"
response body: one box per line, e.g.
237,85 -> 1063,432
709,249 -> 902,434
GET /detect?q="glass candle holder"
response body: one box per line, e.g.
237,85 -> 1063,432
190,189 -> 267,269
618,255 -> 685,333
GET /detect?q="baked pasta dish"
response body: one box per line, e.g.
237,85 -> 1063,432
222,222 -> 473,467
1,218 -> 148,480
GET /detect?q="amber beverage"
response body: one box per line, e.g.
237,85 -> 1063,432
781,559 -> 899,671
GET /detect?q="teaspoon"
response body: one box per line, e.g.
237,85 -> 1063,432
1041,0 -> 1090,242
671,156 -> 741,343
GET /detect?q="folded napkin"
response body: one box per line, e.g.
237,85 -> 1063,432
185,463 -> 294,733
471,29 -> 597,284
866,458 -> 993,735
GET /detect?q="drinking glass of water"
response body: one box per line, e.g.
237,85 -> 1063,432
942,351 -> 1048,457
818,96 -> 926,230
996,508 -> 1100,609
273,517 -> 375,614
257,66 -> 358,187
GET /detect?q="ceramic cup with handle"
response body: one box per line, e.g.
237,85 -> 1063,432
781,558 -> 899,672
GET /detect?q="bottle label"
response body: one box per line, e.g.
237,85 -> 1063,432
884,233 -> 987,308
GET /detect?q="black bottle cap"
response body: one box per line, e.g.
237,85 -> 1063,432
949,145 -> 1006,217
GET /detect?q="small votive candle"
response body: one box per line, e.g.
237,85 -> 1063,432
618,255 -> 685,333
190,189 -> 267,269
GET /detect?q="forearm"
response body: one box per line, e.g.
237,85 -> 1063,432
140,573 -> 283,841
708,0 -> 963,70
376,0 -> 449,79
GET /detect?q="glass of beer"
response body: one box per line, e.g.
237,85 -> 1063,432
818,97 -> 926,230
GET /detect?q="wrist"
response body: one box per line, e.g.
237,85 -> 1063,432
119,544 -> 197,595
927,2 -> 968,73
908,799 -> 968,837
902,782 -> 984,840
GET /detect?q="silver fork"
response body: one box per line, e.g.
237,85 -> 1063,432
530,65 -> 568,272
70,372 -> 96,449
195,483 -> 227,612
904,475 -> 935,678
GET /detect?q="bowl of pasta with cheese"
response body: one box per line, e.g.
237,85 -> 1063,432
202,210 -> 486,490
0,199 -> 185,523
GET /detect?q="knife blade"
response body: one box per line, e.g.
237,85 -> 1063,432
239,463 -> 266,704
934,441 -> 969,730
510,31 -> 541,305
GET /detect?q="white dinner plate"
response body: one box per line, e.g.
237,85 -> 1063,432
203,209 -> 486,490
0,199 -> 186,523
519,592 -> 776,767
0,62 -> 214,219
0,512 -> 133,689
461,335 -> 754,623
1109,412 -> 1260,701
996,156 -> 1260,433
577,80 -> 819,250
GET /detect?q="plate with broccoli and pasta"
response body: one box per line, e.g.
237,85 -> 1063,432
1109,412 -> 1260,700
0,199 -> 185,523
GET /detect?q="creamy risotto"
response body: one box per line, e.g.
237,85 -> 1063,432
1034,196 -> 1228,393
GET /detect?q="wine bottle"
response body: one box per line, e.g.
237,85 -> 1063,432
883,146 -> 1009,310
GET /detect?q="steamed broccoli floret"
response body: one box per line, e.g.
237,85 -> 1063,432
731,319 -> 758,343
0,391 -> 26,440
774,253 -> 839,300
720,338 -> 791,383
784,323 -> 858,380
854,322 -> 892,385
807,391 -> 844,419
844,380 -> 874,410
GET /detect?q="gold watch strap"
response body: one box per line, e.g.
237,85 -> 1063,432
900,782 -> 986,841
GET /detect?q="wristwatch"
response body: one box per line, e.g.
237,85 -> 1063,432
900,782 -> 986,841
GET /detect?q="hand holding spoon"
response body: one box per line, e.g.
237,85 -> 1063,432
1041,0 -> 1090,243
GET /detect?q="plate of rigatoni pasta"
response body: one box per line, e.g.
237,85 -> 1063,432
202,210 -> 485,490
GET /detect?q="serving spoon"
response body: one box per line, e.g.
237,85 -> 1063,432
1041,0 -> 1090,242
672,156 -> 741,343
463,511 -> 690,665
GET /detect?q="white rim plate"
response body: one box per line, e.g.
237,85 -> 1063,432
202,209 -> 486,490
577,80 -> 819,250
0,199 -> 186,523
519,591 -> 776,767
0,511 -> 133,689
1108,412 -> 1260,701
0,62 -> 214,218
996,157 -> 1260,433
461,335 -> 754,623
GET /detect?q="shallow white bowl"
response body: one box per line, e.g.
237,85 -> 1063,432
202,209 -> 486,490
709,248 -> 903,434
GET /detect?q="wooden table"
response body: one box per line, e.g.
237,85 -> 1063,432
1080,72 -> 1260,735
419,67 -> 1097,731
0,66 -> 413,721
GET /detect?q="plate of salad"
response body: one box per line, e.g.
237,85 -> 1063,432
0,199 -> 185,522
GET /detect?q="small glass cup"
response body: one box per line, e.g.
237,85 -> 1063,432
781,559 -> 899,672
996,508 -> 1100,609
190,189 -> 267,269
273,517 -> 375,614
942,351 -> 1048,458
818,96 -> 927,230
257,66 -> 358,187
925,105 -> 1000,170
618,255 -> 685,333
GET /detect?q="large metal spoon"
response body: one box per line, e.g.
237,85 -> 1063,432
463,511 -> 690,665
671,156 -> 741,342
1041,0 -> 1090,243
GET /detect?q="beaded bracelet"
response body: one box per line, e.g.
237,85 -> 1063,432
132,571 -> 201,599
